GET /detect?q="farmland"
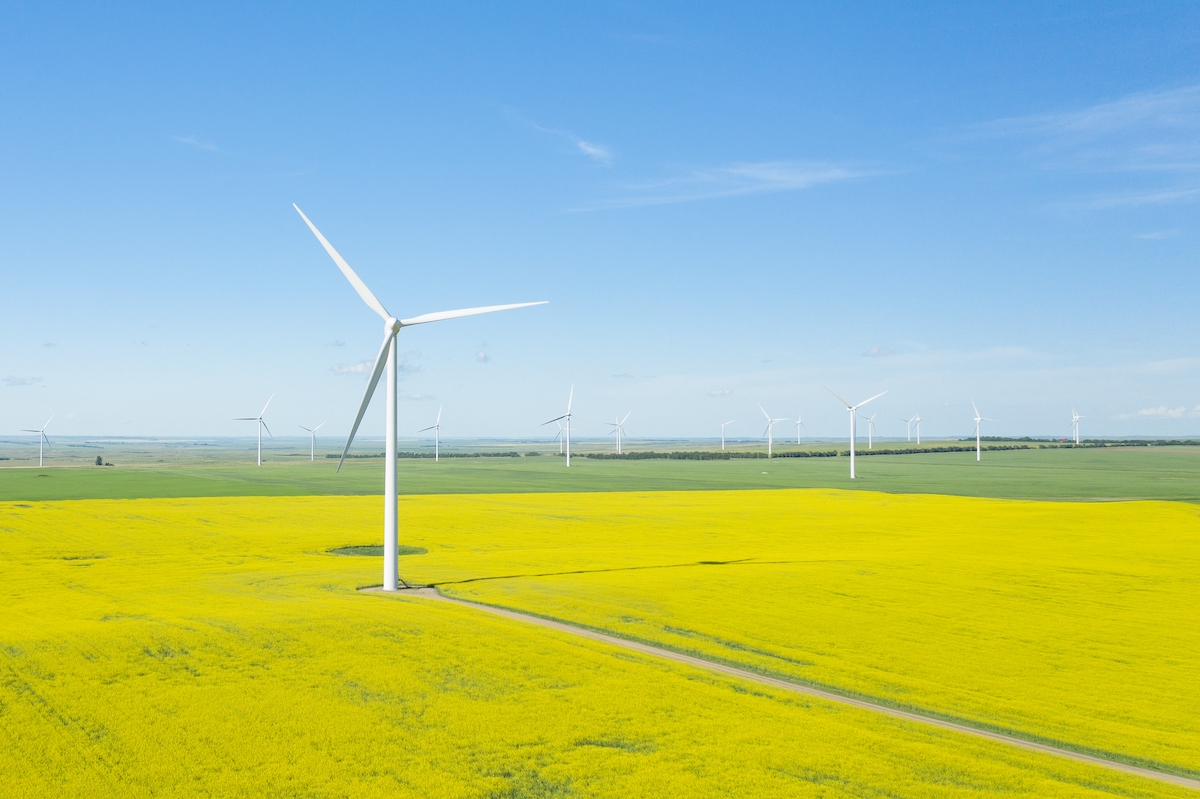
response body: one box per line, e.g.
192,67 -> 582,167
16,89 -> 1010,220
2,489 -> 1197,796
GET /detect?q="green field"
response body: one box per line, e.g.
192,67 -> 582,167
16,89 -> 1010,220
2,445 -> 1198,502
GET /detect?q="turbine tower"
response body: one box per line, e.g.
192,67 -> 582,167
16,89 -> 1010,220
543,385 -> 576,466
21,416 -> 52,467
554,421 -> 564,453
419,406 -> 443,462
234,395 -> 273,466
972,401 -> 993,461
759,405 -> 787,458
795,413 -> 805,444
903,415 -> 915,442
720,419 -> 735,451
606,412 -> 630,455
864,413 -> 877,450
912,413 -> 923,445
1071,408 -> 1084,446
295,204 -> 546,591
298,421 -> 326,462
825,388 -> 887,479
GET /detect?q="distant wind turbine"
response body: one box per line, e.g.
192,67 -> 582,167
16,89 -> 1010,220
972,401 -> 993,461
720,419 -> 735,451
912,413 -> 923,445
419,406 -> 443,462
903,415 -> 915,442
21,416 -> 52,467
298,421 -> 326,462
295,204 -> 546,592
795,413 -> 805,444
825,388 -> 887,479
554,421 -> 565,454
234,395 -> 273,466
759,405 -> 788,458
1070,408 -> 1084,446
864,413 -> 877,450
543,385 -> 577,466
606,412 -> 630,454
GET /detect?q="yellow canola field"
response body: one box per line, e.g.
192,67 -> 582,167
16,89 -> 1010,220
378,489 -> 1200,778
0,496 -> 1190,798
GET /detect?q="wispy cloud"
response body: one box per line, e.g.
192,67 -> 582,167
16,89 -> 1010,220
43,342 -> 57,348
3,376 -> 42,387
325,340 -> 346,348
1138,229 -> 1181,240
171,135 -> 219,153
579,160 -> 879,210
528,121 -> 612,164
864,346 -> 896,357
334,352 -> 421,376
1119,404 -> 1200,419
475,351 -> 490,363
708,389 -> 733,397
402,393 -> 436,402
968,84 -> 1200,207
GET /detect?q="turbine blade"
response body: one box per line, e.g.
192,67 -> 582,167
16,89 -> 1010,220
261,420 -> 273,439
972,400 -> 980,417
725,419 -> 736,426
436,405 -> 442,424
260,394 -> 273,417
854,390 -> 888,409
337,331 -> 395,472
314,422 -> 326,431
621,412 -> 630,424
233,417 -> 258,421
567,384 -> 574,414
823,386 -> 852,408
418,425 -> 437,432
43,415 -> 53,430
542,414 -> 568,425
293,204 -> 391,320
759,404 -> 770,420
400,301 -> 547,327
298,425 -> 312,432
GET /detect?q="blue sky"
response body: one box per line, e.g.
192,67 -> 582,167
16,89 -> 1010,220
3,2 -> 1199,442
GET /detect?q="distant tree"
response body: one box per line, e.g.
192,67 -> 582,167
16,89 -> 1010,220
95,456 -> 103,466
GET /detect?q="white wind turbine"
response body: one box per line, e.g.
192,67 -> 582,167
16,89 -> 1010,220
903,415 -> 915,442
234,395 -> 273,466
553,421 -> 565,453
759,405 -> 788,458
864,413 -> 877,450
295,204 -> 546,592
972,401 -> 993,461
825,388 -> 887,479
298,421 -> 326,462
606,412 -> 630,454
1071,408 -> 1084,446
542,385 -> 577,466
21,416 -> 52,467
796,413 -> 805,444
912,413 -> 923,445
419,406 -> 444,462
720,419 -> 735,451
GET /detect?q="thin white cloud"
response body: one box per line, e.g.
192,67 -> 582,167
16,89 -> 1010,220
580,160 -> 879,210
333,359 -> 372,375
529,122 -> 612,164
3,376 -> 42,387
1138,229 -> 1180,240
709,389 -> 733,397
1119,404 -> 1200,419
475,351 -> 490,363
401,393 -> 436,401
171,135 -> 219,153
864,346 -> 896,357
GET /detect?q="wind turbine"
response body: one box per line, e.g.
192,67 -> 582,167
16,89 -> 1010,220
903,415 -> 915,442
606,412 -> 630,455
972,401 -> 993,461
759,405 -> 787,458
21,416 -> 52,467
720,419 -> 735,451
795,413 -> 805,444
864,413 -> 877,450
1071,408 -> 1084,446
825,388 -> 887,479
234,395 -> 273,466
295,204 -> 546,592
419,406 -> 443,462
553,421 -> 565,453
912,413 -> 923,445
542,385 -> 577,466
298,421 -> 326,462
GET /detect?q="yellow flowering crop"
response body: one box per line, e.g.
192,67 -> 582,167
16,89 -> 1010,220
404,489 -> 1200,778
0,494 -> 1193,797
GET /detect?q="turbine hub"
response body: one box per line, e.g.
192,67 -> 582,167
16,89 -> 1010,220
386,317 -> 401,335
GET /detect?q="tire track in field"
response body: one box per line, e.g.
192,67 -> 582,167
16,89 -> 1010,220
363,585 -> 1200,792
